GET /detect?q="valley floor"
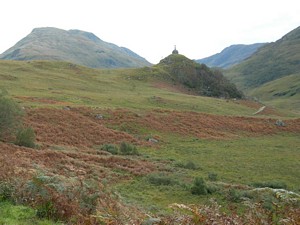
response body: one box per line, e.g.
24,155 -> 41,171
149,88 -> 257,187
1,106 -> 300,224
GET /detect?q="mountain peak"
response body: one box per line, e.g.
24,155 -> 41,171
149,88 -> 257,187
68,29 -> 102,42
0,27 -> 151,68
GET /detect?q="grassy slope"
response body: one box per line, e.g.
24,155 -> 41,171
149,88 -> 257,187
0,27 -> 151,68
224,26 -> 300,111
0,60 -> 258,116
225,26 -> 300,90
248,73 -> 300,112
0,60 -> 299,220
118,134 -> 300,210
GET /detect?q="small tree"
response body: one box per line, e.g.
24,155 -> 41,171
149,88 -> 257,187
0,96 -> 23,141
101,144 -> 119,155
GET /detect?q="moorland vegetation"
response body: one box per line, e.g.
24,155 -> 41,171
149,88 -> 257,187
0,47 -> 299,224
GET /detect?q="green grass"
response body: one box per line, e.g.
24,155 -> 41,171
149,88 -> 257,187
0,60 -> 260,116
116,133 -> 300,211
0,201 -> 62,225
248,73 -> 300,112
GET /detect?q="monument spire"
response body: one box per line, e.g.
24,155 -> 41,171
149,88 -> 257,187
172,45 -> 178,54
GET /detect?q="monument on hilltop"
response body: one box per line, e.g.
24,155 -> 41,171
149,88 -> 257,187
172,45 -> 179,54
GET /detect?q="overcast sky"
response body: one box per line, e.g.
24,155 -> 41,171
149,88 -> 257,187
1,0 -> 300,64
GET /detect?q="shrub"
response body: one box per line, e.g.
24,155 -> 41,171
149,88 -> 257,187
184,161 -> 197,170
15,127 -> 36,148
0,182 -> 14,201
175,161 -> 198,170
227,188 -> 243,203
208,172 -> 218,181
191,177 -> 208,195
119,142 -> 139,155
0,96 -> 23,140
36,201 -> 56,219
206,184 -> 219,194
101,144 -> 119,155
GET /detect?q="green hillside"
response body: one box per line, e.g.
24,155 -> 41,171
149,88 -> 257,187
0,60 -> 248,115
248,73 -> 300,112
225,26 -> 300,89
0,27 -> 151,68
224,26 -> 300,111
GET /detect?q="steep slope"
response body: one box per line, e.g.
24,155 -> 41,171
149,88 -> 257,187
225,26 -> 300,89
0,27 -> 151,68
196,43 -> 266,68
153,54 -> 243,98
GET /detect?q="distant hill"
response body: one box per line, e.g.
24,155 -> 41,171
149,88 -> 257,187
224,26 -> 300,110
0,27 -> 151,68
196,43 -> 266,68
137,53 -> 243,98
225,26 -> 300,89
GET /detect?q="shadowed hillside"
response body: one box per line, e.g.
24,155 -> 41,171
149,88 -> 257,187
196,43 -> 266,68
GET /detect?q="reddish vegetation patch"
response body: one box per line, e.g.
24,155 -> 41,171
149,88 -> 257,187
9,106 -> 298,181
25,108 -> 140,148
16,107 -> 157,181
24,107 -> 300,145
92,108 -> 300,139
0,143 -> 33,179
0,141 -> 156,183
